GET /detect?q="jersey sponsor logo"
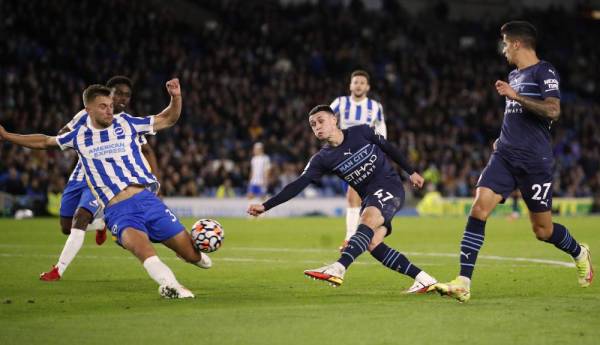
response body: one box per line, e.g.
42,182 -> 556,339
88,142 -> 126,158
343,154 -> 378,184
505,99 -> 523,114
334,144 -> 373,174
543,78 -> 559,90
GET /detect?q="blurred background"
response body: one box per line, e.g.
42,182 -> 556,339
1,0 -> 600,217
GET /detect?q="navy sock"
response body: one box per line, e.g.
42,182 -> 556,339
370,243 -> 421,279
545,223 -> 581,258
338,224 -> 374,268
459,216 -> 486,278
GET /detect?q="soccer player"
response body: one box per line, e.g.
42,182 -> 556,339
1,79 -> 211,299
39,76 -> 162,282
434,21 -> 593,302
330,70 -> 387,251
246,142 -> 271,201
247,105 -> 437,293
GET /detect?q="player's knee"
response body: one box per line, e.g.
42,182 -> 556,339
469,204 -> 491,220
72,209 -> 93,229
361,214 -> 384,229
367,239 -> 383,252
59,218 -> 72,235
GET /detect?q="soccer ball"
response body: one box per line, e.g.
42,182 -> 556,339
190,218 -> 224,253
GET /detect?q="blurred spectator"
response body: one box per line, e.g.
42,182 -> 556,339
1,0 -> 599,211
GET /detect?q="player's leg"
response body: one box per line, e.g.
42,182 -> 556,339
105,193 -> 193,299
59,217 -> 72,235
343,186 -> 362,250
435,153 -> 514,301
41,181 -> 84,281
305,185 -> 405,286
162,231 -> 212,269
120,227 -> 192,299
367,226 -> 437,293
305,205 -> 384,286
434,187 -> 502,302
526,205 -> 593,287
45,188 -> 104,280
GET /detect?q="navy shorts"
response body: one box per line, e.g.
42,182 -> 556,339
361,183 -> 405,235
60,180 -> 101,218
477,152 -> 553,212
104,190 -> 185,244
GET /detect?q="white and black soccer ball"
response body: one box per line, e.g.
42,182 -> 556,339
190,218 -> 224,253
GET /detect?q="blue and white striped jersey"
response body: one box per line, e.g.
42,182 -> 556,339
56,113 -> 158,206
330,96 -> 387,138
64,110 -> 148,183
65,110 -> 89,182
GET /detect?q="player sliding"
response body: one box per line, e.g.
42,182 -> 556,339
0,80 -> 210,299
40,76 -> 161,282
433,21 -> 593,303
248,105 -> 437,293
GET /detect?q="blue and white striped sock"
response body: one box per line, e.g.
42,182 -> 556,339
370,243 -> 421,278
545,223 -> 581,258
338,224 -> 374,268
459,216 -> 486,278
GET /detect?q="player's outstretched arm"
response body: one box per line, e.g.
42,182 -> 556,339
495,80 -> 560,121
153,78 -> 182,132
0,125 -> 58,150
246,174 -> 313,217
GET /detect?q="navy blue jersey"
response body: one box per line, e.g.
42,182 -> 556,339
497,60 -> 560,162
263,125 -> 414,211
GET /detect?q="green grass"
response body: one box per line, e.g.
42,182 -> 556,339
0,216 -> 599,345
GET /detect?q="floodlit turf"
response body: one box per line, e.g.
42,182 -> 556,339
0,216 -> 598,345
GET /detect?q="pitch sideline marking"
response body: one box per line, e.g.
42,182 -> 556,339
0,245 -> 575,267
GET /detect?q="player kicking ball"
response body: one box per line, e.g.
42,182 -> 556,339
248,105 -> 437,293
433,21 -> 593,303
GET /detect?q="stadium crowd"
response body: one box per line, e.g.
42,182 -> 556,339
1,0 -> 600,214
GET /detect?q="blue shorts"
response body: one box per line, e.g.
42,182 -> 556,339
104,189 -> 185,244
361,183 -> 405,236
247,184 -> 265,197
60,180 -> 101,218
477,152 -> 553,212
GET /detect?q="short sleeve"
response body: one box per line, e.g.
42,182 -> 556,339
537,64 -> 560,99
66,109 -> 87,130
56,127 -> 79,150
121,113 -> 156,136
330,97 -> 340,115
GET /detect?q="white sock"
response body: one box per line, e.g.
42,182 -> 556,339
85,218 -> 105,232
458,275 -> 472,287
143,256 -> 180,286
575,245 -> 587,260
345,207 -> 361,240
415,271 -> 437,285
56,228 -> 86,276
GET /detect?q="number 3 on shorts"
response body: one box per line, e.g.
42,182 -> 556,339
165,209 -> 177,222
531,182 -> 551,200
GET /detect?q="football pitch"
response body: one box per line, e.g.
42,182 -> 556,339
0,216 -> 598,345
